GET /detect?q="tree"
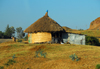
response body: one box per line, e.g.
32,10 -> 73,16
4,25 -> 15,38
4,24 -> 12,38
10,26 -> 15,37
0,31 -> 3,38
1,32 -> 5,38
16,27 -> 25,39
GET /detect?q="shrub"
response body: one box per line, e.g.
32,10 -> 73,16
35,49 -> 47,58
4,59 -> 16,67
0,66 -> 4,69
96,64 -> 100,69
69,53 -> 80,61
12,54 -> 16,59
86,36 -> 100,46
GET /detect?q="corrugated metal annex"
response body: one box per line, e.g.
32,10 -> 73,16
62,32 -> 85,45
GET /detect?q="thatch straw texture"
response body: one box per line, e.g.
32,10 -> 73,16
24,12 -> 64,33
28,32 -> 51,43
62,26 -> 72,31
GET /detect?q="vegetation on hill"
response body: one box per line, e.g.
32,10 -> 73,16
88,17 -> 100,30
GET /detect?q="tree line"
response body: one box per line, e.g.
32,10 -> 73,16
0,24 -> 25,39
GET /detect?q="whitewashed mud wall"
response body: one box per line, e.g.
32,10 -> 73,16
62,33 -> 85,45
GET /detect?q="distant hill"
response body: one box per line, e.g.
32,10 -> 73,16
88,17 -> 100,30
62,26 -> 77,32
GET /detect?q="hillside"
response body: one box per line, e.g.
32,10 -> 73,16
88,17 -> 100,30
0,43 -> 100,69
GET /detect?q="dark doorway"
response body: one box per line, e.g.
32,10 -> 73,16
51,32 -> 62,43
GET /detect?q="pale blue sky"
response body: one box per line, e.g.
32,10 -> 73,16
0,0 -> 100,33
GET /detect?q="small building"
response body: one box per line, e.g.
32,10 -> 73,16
24,10 -> 86,45
24,10 -> 65,43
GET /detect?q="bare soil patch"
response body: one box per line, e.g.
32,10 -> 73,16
29,45 -> 46,51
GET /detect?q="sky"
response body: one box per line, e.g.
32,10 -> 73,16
0,0 -> 100,34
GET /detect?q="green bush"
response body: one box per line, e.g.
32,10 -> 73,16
86,36 -> 100,46
35,49 -> 47,58
12,54 -> 16,59
96,64 -> 100,69
0,66 -> 4,69
4,59 -> 16,67
69,53 -> 80,61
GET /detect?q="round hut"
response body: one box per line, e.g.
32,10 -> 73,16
24,10 -> 65,43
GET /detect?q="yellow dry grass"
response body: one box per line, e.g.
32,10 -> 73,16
0,42 -> 100,69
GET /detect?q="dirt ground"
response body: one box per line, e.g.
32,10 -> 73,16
0,42 -> 100,69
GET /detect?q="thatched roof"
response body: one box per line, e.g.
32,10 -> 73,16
24,11 -> 65,33
62,26 -> 72,31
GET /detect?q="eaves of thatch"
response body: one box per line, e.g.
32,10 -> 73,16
24,11 -> 65,33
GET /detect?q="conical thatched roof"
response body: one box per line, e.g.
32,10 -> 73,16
24,11 -> 65,33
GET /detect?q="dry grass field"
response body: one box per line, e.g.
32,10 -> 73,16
0,42 -> 100,69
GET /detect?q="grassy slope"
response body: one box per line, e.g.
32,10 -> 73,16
68,30 -> 100,37
0,42 -> 100,69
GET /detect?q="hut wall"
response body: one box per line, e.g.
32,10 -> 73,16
28,32 -> 52,43
28,33 -> 32,43
62,33 -> 85,45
